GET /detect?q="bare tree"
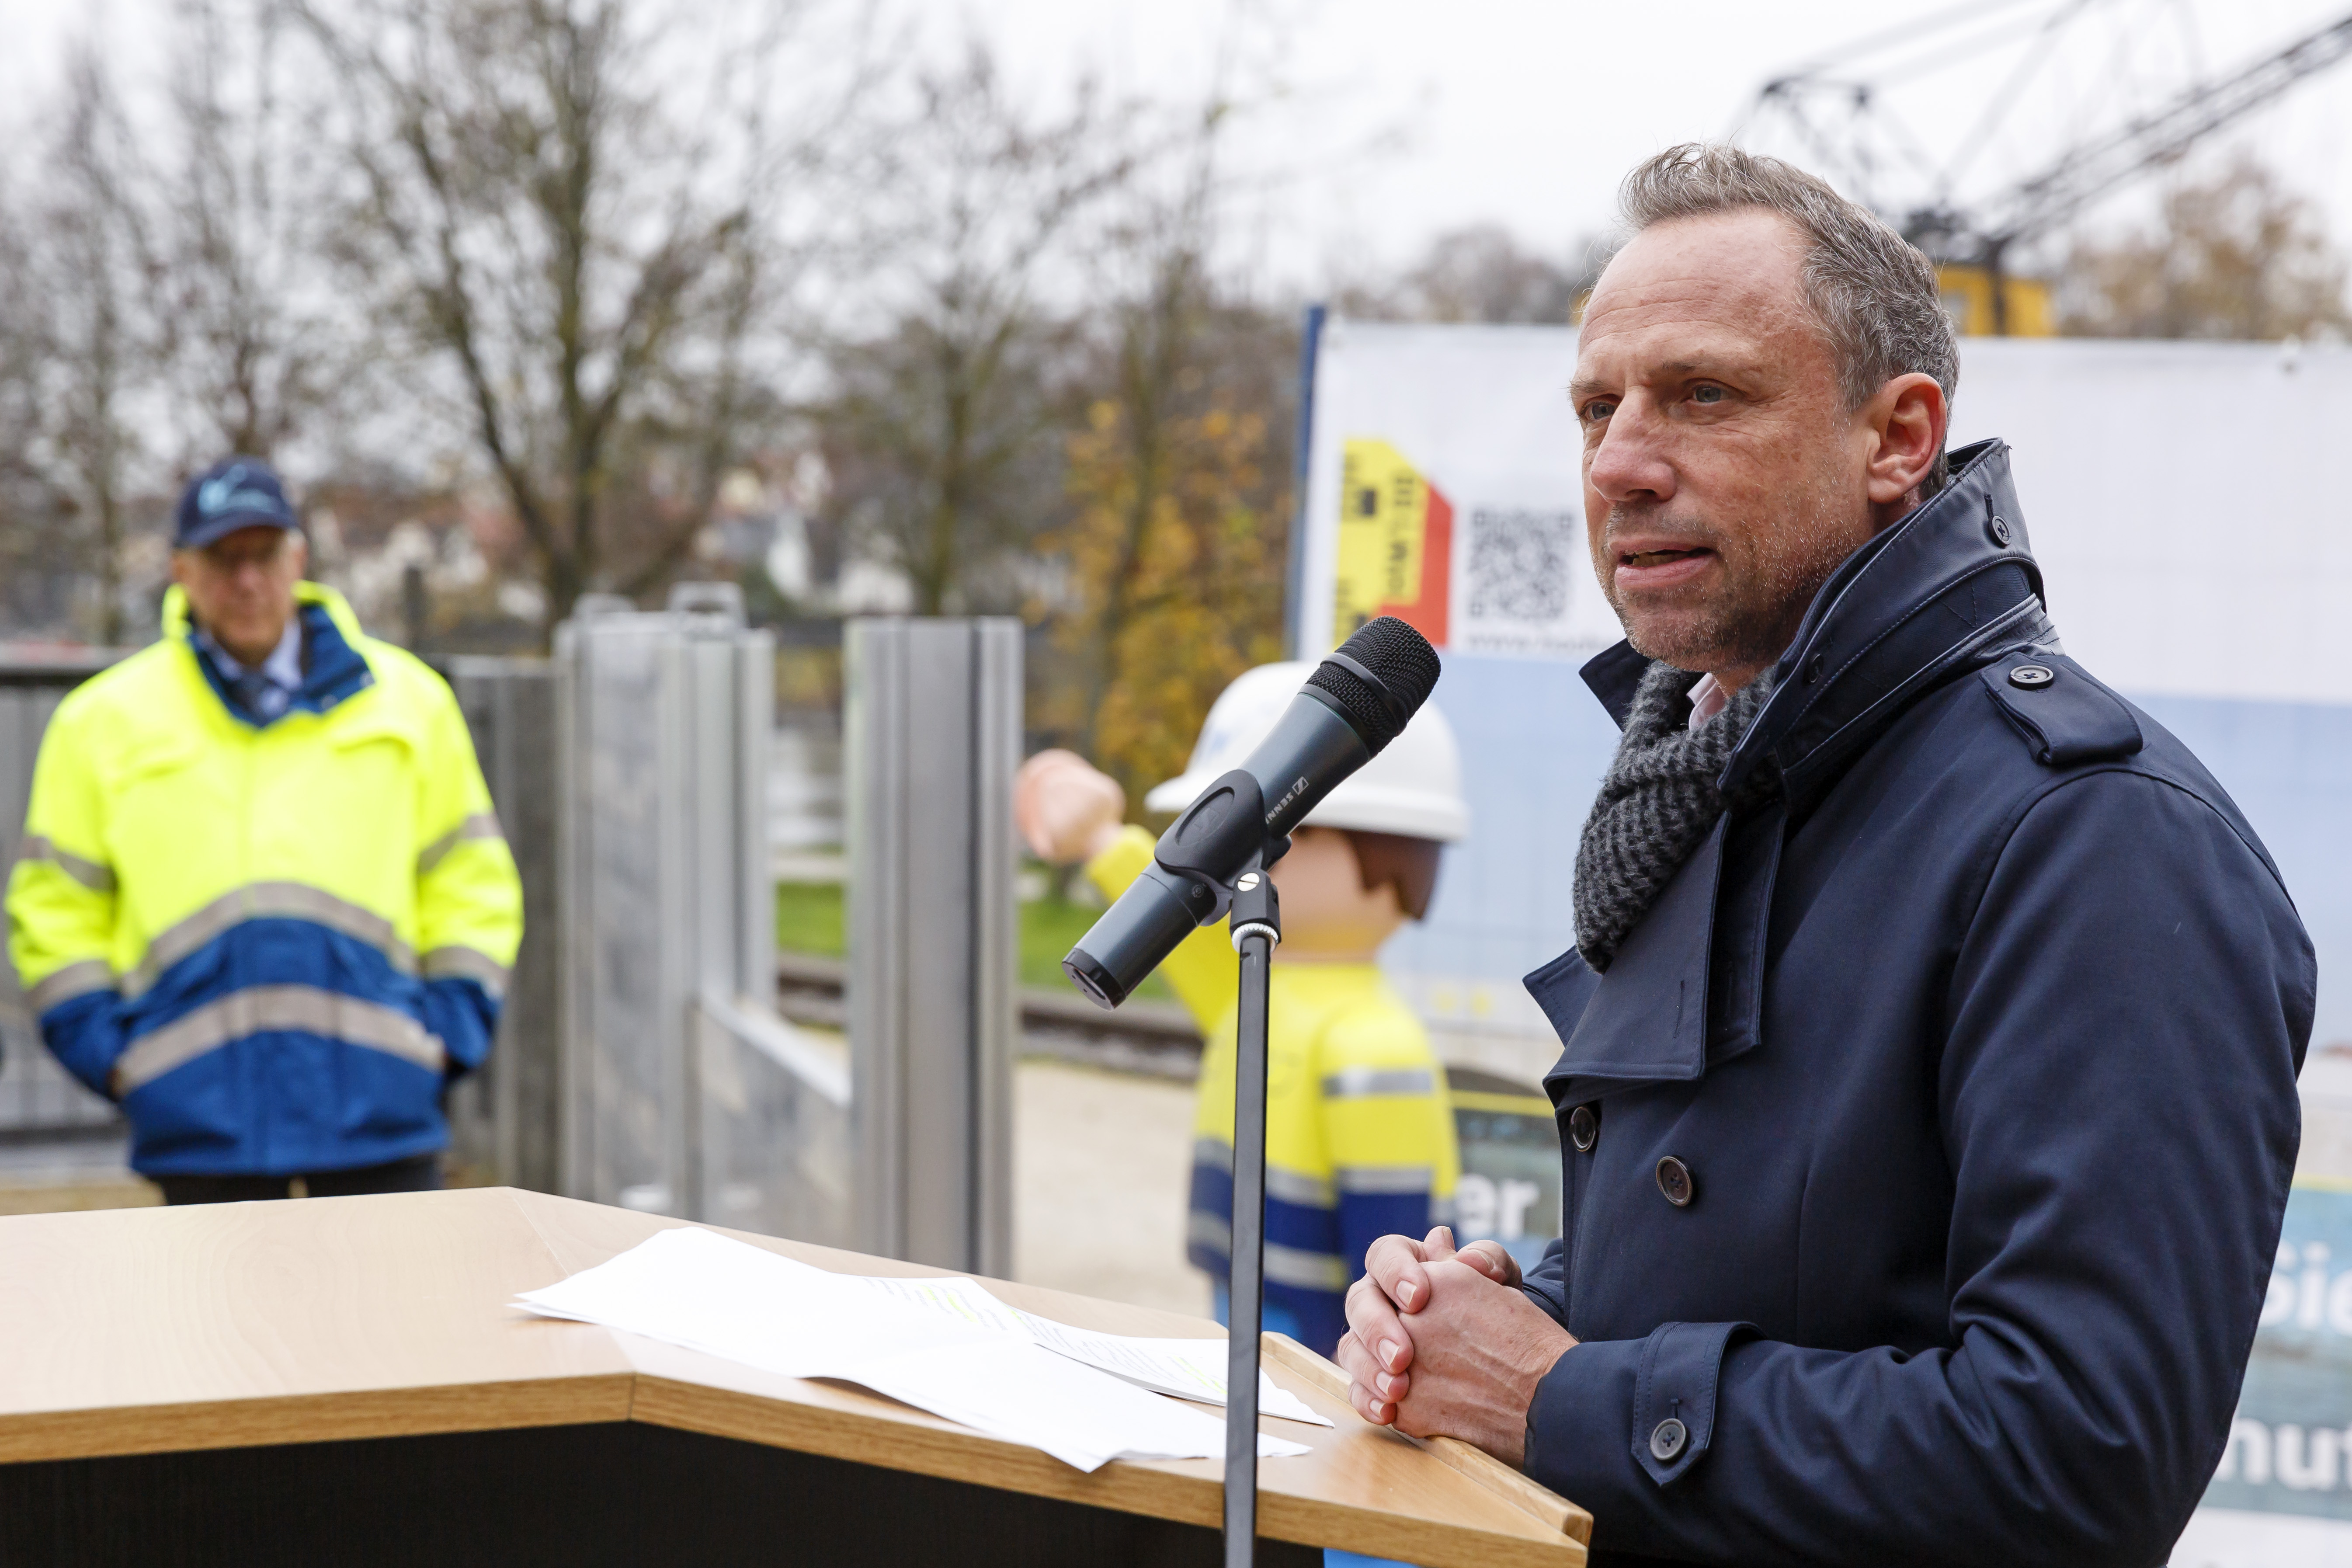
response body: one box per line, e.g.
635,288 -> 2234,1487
2063,153 -> 2352,341
1340,223 -> 1601,325
300,0 -> 833,628
21,51 -> 161,646
0,176 -> 87,639
817,44 -> 1141,616
152,0 -> 343,465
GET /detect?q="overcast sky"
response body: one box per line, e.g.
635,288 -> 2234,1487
973,0 -> 2352,282
7,0 -> 2352,289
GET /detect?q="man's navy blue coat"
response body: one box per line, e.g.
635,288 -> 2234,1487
1516,440 -> 2314,1567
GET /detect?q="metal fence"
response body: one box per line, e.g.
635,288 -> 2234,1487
0,614 -> 983,1262
442,658 -> 562,1192
0,655 -> 129,1149
553,586 -> 849,1243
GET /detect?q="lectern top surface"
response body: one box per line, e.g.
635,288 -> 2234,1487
0,1188 -> 1588,1568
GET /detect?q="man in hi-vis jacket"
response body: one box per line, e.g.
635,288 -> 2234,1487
1338,146 -> 2312,1567
6,458 -> 521,1204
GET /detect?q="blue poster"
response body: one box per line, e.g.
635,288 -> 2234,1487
2177,1182 -> 2352,1566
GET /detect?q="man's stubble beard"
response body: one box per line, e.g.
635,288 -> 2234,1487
1598,463 -> 1869,678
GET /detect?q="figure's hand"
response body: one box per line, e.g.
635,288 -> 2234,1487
1337,1227 -> 1525,1427
1013,750 -> 1126,865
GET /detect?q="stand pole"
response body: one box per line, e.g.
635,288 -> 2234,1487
1224,866 -> 1280,1568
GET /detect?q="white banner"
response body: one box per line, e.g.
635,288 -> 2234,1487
1296,326 -> 2352,703
1296,320 -> 2352,1558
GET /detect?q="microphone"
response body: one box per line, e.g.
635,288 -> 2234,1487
1062,617 -> 1442,1008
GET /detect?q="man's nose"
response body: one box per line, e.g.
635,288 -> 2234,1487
1586,395 -> 1677,506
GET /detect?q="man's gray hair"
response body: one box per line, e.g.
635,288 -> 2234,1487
1617,143 -> 1959,496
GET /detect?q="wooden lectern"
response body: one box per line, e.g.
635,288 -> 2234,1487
0,1189 -> 1590,1567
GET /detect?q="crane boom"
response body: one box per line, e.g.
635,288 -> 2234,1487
1909,8 -> 2352,260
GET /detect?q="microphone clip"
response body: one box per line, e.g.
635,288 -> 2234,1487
1229,855 -> 1282,953
1153,767 -> 1292,929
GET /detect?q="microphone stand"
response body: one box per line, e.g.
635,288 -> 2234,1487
1223,853 -> 1281,1568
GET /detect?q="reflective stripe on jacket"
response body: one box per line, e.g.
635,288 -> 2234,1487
4,582 -> 523,1176
1086,827 -> 1459,1358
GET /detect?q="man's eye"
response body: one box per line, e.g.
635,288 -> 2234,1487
1583,400 -> 1616,423
1692,385 -> 1725,405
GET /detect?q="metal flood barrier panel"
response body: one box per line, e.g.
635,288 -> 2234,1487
847,617 -> 1019,1277
441,658 -> 562,1193
0,655 -> 129,1146
556,588 -> 850,1244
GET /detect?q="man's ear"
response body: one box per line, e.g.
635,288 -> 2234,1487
286,533 -> 310,577
1863,372 -> 1947,514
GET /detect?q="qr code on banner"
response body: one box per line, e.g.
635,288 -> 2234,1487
1467,508 -> 1574,622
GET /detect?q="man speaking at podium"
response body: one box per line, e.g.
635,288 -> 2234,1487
1338,145 -> 2312,1566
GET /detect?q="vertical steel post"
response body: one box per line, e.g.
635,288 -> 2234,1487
848,618 -> 1019,1276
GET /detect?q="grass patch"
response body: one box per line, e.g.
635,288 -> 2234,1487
775,881 -> 846,957
776,879 -> 1175,1003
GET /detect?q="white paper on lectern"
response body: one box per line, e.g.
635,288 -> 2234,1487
853,1269 -> 1330,1426
1010,1310 -> 1331,1426
512,1227 -> 1315,1471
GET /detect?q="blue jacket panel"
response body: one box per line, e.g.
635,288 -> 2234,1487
1188,1155 -> 1436,1357
1518,441 -> 2312,1567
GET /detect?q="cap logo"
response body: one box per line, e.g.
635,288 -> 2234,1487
197,465 -> 278,518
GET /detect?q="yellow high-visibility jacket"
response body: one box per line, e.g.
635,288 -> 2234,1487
1086,826 -> 1458,1357
5,582 -> 522,1176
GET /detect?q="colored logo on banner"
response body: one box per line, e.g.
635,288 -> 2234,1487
1334,438 -> 1451,649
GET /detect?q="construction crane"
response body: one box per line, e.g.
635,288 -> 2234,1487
1746,3 -> 2352,333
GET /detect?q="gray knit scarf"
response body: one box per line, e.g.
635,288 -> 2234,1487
1573,661 -> 1778,970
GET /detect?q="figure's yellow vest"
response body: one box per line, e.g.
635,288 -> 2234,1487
1086,827 -> 1458,1356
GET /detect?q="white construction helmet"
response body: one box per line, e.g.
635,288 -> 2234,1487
1143,661 -> 1470,842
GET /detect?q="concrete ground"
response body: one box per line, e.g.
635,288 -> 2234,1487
0,1133 -> 157,1215
1013,1057 -> 1209,1319
0,1174 -> 156,1214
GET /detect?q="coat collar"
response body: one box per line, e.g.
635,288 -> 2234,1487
162,579 -> 370,645
166,581 -> 378,727
1539,440 -> 2058,1098
1725,438 -> 2056,814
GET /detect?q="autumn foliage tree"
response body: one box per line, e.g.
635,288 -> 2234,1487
1053,360 -> 1289,808
1036,115 -> 1295,811
2063,153 -> 2352,341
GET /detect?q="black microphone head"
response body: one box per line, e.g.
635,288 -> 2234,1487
1308,616 -> 1441,754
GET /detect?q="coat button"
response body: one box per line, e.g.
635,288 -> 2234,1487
1987,514 -> 2013,547
2008,664 -> 2055,690
1655,1156 -> 1695,1207
1568,1104 -> 1598,1153
1650,1417 -> 1688,1461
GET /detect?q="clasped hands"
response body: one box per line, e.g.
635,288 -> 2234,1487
1337,1227 -> 1578,1467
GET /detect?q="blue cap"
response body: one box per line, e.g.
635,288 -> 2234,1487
174,459 -> 300,550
